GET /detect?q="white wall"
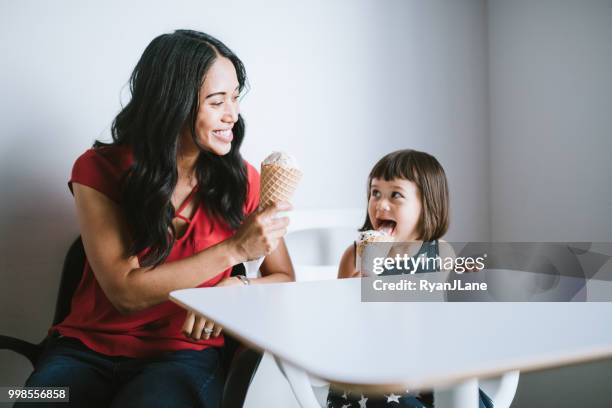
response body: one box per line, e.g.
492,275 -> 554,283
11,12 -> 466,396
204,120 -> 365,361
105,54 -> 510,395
489,0 -> 612,242
488,1 -> 612,406
0,0 -> 491,401
374,0 -> 491,243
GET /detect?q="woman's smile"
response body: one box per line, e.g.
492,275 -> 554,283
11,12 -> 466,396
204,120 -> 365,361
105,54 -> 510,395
212,128 -> 233,143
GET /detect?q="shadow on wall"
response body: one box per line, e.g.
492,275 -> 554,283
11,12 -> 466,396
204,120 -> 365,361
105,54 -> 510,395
512,356 -> 612,408
0,127 -> 79,386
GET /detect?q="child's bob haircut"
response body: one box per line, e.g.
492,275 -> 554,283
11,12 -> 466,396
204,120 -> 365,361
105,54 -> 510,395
360,149 -> 450,241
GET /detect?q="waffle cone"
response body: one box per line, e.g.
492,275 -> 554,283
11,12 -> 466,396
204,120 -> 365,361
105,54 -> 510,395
260,164 -> 302,208
355,233 -> 394,272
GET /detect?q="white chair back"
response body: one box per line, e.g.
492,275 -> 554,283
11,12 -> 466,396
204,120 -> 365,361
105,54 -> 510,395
285,209 -> 364,281
286,208 -> 365,234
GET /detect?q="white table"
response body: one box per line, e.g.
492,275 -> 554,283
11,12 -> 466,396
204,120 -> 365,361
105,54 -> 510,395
170,271 -> 612,407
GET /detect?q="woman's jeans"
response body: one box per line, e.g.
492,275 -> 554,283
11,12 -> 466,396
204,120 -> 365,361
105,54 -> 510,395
17,335 -> 223,408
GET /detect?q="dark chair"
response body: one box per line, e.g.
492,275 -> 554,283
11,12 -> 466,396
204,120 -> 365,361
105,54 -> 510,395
0,237 -> 263,408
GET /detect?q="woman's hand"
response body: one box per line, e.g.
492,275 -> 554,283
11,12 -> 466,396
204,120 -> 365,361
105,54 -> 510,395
230,202 -> 291,262
181,277 -> 247,340
182,311 -> 223,340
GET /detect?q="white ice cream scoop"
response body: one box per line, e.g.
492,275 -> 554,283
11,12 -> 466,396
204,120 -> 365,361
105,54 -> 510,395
262,151 -> 300,169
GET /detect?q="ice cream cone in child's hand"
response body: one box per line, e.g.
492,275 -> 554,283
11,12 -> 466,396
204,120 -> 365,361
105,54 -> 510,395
259,151 -> 302,209
356,230 -> 394,276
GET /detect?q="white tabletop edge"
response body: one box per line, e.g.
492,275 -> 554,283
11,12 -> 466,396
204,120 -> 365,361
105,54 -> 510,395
169,283 -> 612,392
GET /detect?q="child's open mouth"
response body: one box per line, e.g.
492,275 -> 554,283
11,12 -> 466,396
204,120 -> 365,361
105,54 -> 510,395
375,219 -> 396,236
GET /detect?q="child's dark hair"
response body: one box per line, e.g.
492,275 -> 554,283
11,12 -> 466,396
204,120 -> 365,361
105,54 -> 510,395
360,149 -> 450,241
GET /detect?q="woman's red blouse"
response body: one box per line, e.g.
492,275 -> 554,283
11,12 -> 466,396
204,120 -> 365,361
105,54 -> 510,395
52,145 -> 260,357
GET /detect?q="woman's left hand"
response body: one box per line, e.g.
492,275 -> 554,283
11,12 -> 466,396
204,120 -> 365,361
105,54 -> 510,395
181,276 -> 246,340
182,311 -> 223,340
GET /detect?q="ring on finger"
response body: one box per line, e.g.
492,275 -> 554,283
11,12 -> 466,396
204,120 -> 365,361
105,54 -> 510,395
204,327 -> 214,334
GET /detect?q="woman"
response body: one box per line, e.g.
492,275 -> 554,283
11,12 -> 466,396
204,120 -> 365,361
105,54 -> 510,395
20,30 -> 294,407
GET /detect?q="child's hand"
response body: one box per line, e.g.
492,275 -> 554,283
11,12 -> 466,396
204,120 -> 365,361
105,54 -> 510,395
338,244 -> 361,279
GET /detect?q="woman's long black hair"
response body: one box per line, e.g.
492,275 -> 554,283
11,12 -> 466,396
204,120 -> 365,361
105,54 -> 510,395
95,30 -> 249,267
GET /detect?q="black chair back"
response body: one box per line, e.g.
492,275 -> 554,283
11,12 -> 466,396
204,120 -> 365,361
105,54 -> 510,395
52,237 -> 86,326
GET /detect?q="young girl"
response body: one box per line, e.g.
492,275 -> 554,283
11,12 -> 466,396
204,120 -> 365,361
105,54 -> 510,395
327,149 -> 493,408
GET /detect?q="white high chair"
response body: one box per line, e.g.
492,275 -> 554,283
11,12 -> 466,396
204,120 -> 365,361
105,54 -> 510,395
250,208 -> 520,408
285,208 -> 364,282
